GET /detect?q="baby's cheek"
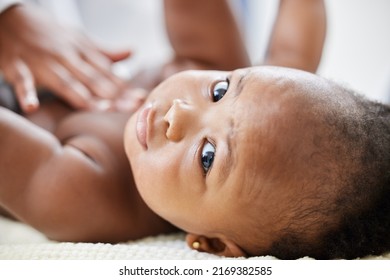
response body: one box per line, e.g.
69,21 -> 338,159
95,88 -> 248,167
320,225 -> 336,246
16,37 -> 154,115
123,116 -> 137,156
133,164 -> 173,215
135,154 -> 167,185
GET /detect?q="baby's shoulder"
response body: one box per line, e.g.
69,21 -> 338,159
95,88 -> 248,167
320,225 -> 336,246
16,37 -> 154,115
55,111 -> 128,141
51,112 -> 133,192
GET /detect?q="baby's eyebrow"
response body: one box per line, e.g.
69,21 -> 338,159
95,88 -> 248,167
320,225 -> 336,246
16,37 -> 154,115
218,118 -> 236,186
233,71 -> 248,98
216,71 -> 246,186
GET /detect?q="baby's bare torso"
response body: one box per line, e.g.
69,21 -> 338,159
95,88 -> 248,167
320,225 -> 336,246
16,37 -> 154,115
1,100 -> 176,242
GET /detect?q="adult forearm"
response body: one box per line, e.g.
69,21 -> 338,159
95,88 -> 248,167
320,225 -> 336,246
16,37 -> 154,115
0,0 -> 21,14
164,0 -> 249,70
264,0 -> 326,73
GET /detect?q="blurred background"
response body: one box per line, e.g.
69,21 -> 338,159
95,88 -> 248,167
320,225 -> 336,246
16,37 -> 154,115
29,0 -> 390,103
318,0 -> 390,103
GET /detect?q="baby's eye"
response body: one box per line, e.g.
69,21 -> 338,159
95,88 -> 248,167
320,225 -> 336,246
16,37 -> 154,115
212,80 -> 229,102
201,141 -> 215,174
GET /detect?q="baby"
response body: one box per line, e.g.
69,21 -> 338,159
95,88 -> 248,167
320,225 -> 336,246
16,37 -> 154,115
1,66 -> 390,260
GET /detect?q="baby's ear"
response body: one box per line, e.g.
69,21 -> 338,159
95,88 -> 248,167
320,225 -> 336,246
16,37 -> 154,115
186,233 -> 247,257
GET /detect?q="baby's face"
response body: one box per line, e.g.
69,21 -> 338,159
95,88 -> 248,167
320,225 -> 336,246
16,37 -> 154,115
124,66 -> 332,255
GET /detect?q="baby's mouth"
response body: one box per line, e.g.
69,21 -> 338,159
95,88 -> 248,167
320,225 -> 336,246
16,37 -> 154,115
135,103 -> 152,149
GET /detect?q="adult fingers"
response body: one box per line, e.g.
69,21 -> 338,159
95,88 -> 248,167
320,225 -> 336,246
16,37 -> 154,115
57,53 -> 120,99
45,38 -> 130,99
76,31 -> 131,63
3,60 -> 39,113
81,49 -> 126,86
99,49 -> 131,63
36,62 -> 92,110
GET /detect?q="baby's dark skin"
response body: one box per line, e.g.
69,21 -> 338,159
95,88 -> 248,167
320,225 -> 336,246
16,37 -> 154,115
0,0 -> 326,257
0,99 -> 177,242
0,0 -> 250,242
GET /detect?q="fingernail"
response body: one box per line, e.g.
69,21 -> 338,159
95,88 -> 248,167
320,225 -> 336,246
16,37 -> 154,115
24,94 -> 39,112
25,94 -> 38,106
94,99 -> 112,111
111,62 -> 133,80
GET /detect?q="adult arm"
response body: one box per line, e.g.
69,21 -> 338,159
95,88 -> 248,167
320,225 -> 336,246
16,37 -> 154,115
264,0 -> 326,73
0,0 -> 20,13
164,0 -> 249,70
129,0 -> 250,91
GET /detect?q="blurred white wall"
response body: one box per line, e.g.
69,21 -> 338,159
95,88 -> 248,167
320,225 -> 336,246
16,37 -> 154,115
318,0 -> 390,103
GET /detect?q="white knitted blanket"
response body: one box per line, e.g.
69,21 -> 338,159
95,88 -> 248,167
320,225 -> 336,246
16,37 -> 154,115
0,216 -> 389,260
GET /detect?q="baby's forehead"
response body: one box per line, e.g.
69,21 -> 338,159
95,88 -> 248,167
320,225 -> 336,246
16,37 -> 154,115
230,97 -> 330,187
241,66 -> 332,98
224,67 -> 338,178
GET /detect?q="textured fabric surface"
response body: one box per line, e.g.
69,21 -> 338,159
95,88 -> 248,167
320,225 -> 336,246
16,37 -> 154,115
0,216 -> 242,260
1,216 -> 389,260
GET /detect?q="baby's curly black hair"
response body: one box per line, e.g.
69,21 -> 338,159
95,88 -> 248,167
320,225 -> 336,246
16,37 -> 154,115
266,85 -> 390,259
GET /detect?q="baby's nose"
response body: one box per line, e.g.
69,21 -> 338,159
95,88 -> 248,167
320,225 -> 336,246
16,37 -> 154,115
164,99 -> 194,142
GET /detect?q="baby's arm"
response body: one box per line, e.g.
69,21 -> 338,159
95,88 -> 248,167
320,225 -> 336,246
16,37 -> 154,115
264,0 -> 326,72
0,108 -> 136,242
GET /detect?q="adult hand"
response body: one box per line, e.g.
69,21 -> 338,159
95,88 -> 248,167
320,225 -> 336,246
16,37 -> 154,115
0,4 -> 131,113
